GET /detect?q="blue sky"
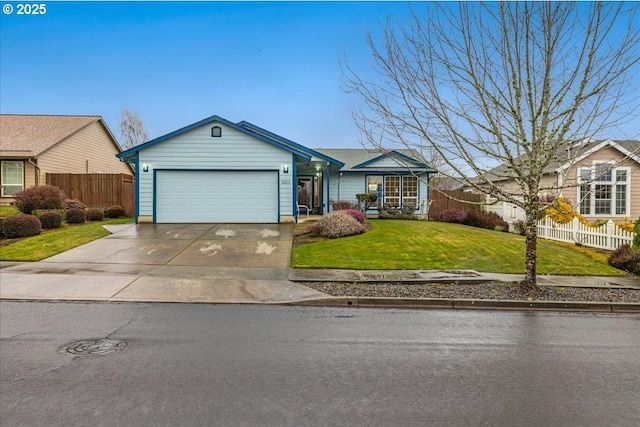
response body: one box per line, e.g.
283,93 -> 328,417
1,1 -> 638,150
1,1 -> 416,148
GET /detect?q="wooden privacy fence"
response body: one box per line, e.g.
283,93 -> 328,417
537,217 -> 634,250
46,173 -> 135,217
429,190 -> 482,219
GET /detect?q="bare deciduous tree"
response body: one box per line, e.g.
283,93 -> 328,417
341,2 -> 639,288
119,108 -> 148,150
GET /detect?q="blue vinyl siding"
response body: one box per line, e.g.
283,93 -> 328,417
137,122 -> 292,220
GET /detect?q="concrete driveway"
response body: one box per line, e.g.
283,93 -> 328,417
0,223 -> 327,304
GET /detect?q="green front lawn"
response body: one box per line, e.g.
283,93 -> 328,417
0,218 -> 133,262
292,219 -> 623,276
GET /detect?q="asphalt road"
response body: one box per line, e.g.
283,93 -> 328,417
1,302 -> 639,427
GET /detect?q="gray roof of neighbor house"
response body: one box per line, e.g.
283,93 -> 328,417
314,148 -> 436,172
0,114 -> 109,158
481,139 -> 639,182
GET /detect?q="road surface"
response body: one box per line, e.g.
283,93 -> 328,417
1,302 -> 639,426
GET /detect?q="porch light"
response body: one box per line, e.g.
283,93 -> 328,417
142,163 -> 150,172
282,165 -> 290,174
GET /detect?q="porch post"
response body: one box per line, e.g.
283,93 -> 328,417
325,163 -> 331,213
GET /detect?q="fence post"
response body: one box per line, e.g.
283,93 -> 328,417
607,220 -> 615,251
572,217 -> 579,243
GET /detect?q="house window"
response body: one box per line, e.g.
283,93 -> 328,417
367,174 -> 418,209
402,176 -> 418,207
211,126 -> 222,137
384,176 -> 401,207
577,163 -> 629,216
1,160 -> 24,197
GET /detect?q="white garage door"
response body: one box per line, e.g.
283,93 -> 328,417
156,170 -> 279,223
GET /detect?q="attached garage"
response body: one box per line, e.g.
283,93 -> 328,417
155,170 -> 279,223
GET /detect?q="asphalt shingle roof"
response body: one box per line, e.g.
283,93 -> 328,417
0,114 -> 102,157
314,148 -> 431,171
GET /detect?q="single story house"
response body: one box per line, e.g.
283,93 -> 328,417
473,139 -> 640,224
0,114 -> 133,203
116,114 -> 437,223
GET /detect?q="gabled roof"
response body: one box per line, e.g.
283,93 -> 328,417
0,114 -> 112,157
237,121 -> 344,167
314,148 -> 437,173
117,114 -> 314,162
481,139 -> 639,182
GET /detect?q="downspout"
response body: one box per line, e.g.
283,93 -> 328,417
27,159 -> 40,186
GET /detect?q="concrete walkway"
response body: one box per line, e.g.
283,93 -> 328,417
1,223 -> 638,310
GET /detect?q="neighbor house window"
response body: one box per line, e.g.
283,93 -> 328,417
211,126 -> 222,137
1,160 -> 24,197
577,163 -> 629,216
367,174 -> 418,209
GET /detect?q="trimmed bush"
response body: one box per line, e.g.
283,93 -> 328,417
105,205 -> 126,218
33,209 -> 66,221
66,208 -> 86,224
63,198 -> 86,210
634,217 -> 640,249
310,211 -> 365,239
2,214 -> 42,238
332,200 -> 358,211
379,203 -> 416,220
14,185 -> 66,214
343,208 -> 365,225
38,211 -> 63,229
463,210 -> 509,232
438,209 -> 467,224
86,208 -> 104,221
608,245 -> 640,275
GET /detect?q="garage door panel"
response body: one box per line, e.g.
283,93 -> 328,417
156,171 -> 278,223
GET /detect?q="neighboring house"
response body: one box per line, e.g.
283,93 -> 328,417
116,114 -> 437,224
0,114 -> 133,204
473,139 -> 640,224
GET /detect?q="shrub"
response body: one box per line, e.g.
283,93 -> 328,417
105,205 -> 126,218
2,214 -> 42,238
38,211 -> 63,229
14,185 -> 66,214
356,192 -> 378,211
379,203 -> 416,220
66,208 -> 86,224
32,209 -> 66,221
63,198 -> 86,210
310,211 -> 365,239
86,208 -> 104,221
438,209 -> 467,224
608,244 -> 640,275
343,208 -> 365,225
463,210 -> 509,232
634,217 -> 640,249
331,200 -> 358,211
513,219 -> 527,236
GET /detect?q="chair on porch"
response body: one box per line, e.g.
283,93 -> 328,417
297,203 -> 310,219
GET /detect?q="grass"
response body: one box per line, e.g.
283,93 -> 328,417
292,219 -> 624,276
0,218 -> 133,262
0,206 -> 19,217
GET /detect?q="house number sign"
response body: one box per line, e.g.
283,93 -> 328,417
281,179 -> 291,185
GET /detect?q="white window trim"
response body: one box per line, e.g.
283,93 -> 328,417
1,160 -> 24,197
576,162 -> 630,217
366,174 -> 419,209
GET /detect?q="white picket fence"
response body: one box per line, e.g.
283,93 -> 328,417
537,217 -> 635,250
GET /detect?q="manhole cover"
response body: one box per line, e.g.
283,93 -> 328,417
60,339 -> 127,356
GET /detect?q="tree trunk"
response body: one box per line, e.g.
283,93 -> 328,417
523,201 -> 539,290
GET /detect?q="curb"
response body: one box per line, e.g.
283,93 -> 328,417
287,296 -> 640,313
